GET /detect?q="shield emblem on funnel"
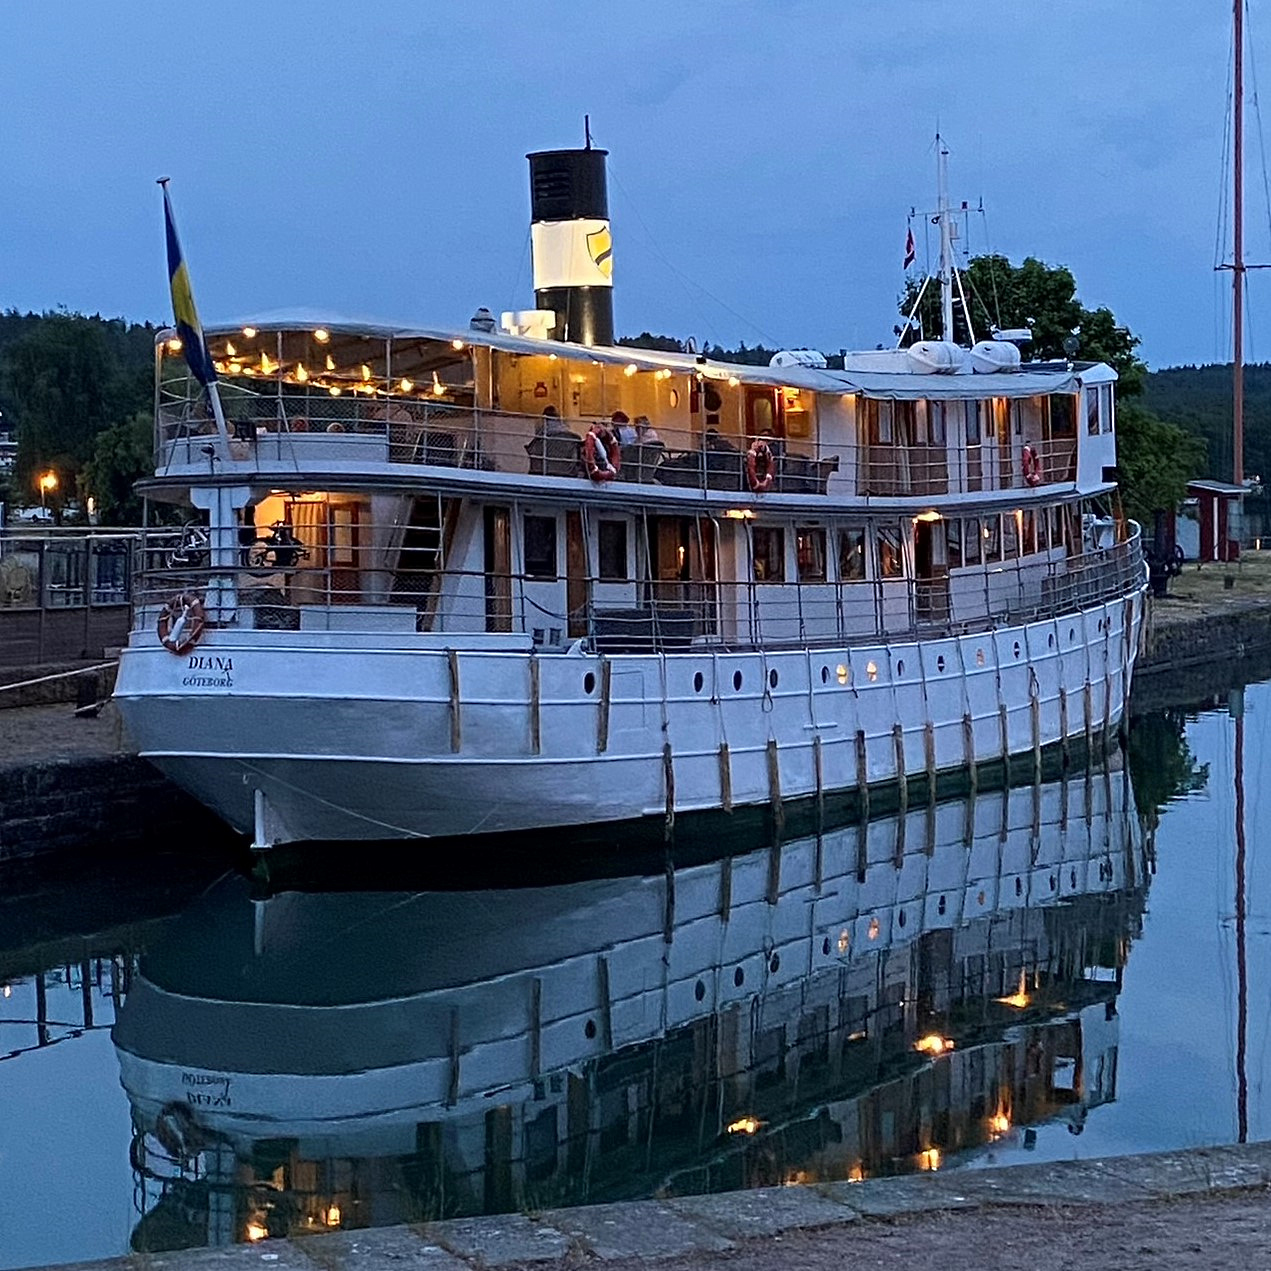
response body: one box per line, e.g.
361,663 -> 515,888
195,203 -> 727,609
586,225 -> 613,280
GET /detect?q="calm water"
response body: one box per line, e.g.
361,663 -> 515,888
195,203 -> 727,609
0,683 -> 1261,1270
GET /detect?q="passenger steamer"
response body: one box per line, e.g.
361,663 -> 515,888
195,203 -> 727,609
114,145 -> 1147,845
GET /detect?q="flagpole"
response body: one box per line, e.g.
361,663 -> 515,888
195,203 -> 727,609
157,177 -> 232,461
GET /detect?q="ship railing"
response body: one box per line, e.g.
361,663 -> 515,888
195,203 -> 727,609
155,396 -> 844,495
129,524 -> 1143,651
861,437 -> 1079,497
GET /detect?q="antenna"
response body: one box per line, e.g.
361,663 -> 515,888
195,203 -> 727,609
584,114 -> 592,150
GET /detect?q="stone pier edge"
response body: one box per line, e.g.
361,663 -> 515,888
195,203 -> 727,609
41,1142 -> 1271,1271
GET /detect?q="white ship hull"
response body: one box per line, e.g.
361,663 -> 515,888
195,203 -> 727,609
114,583 -> 1146,843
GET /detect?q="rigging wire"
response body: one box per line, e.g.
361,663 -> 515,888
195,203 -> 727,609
508,226 -> 532,317
604,156 -> 781,349
1247,0 -> 1271,271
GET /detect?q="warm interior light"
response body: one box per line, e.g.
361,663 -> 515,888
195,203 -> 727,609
727,1116 -> 762,1135
723,508 -> 755,520
997,972 -> 1031,1009
915,510 -> 942,523
166,337 -> 183,352
314,328 -> 330,343
295,364 -> 309,383
836,664 -> 849,685
624,362 -> 638,377
918,1148 -> 941,1171
866,659 -> 878,682
549,352 -> 558,361
360,363 -> 372,381
325,354 -> 336,371
399,378 -> 414,394
989,1113 -> 1011,1136
328,385 -> 342,396
242,326 -> 257,338
837,928 -> 850,954
259,352 -> 276,375
452,338 -> 465,350
727,375 -> 740,387
914,1033 -> 954,1056
324,1205 -> 341,1227
225,341 -> 237,356
432,372 -> 445,396
848,1162 -> 865,1182
245,1221 -> 268,1243
227,363 -> 242,375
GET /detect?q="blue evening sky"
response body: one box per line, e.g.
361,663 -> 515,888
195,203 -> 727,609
0,1 -> 1255,369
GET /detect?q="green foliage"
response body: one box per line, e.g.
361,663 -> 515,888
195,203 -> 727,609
1116,401 -> 1206,523
0,310 -> 156,506
83,411 -> 153,524
1126,708 -> 1209,823
899,254 -> 1146,393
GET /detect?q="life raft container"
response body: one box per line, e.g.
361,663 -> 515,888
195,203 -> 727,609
746,439 -> 776,494
157,592 -> 206,655
1021,444 -> 1043,487
583,424 -> 621,482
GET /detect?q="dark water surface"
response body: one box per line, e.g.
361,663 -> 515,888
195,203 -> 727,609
0,683 -> 1258,1270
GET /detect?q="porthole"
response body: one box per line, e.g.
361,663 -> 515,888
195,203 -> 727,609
1070,868 -> 1077,889
937,895 -> 947,916
1012,641 -> 1021,659
769,952 -> 780,973
583,672 -> 596,695
866,660 -> 879,683
897,909 -> 907,928
1047,633 -> 1055,649
976,648 -> 986,667
693,671 -> 704,693
1069,626 -> 1076,643
837,928 -> 850,954
769,668 -> 779,689
584,1019 -> 597,1040
1015,877 -> 1023,896
822,936 -> 832,956
896,659 -> 905,676
868,917 -> 880,941
936,655 -> 946,674
733,670 -> 743,692
734,966 -> 745,987
694,978 -> 706,1002
821,665 -> 830,684
836,663 -> 849,685
1049,873 -> 1058,891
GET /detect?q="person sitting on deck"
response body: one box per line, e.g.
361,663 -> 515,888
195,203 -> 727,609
611,410 -> 637,445
634,414 -> 662,445
536,404 -> 570,436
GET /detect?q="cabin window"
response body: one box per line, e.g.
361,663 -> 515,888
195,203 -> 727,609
864,399 -> 891,445
965,401 -> 983,444
1100,385 -> 1114,433
839,528 -> 866,581
928,402 -> 947,445
877,525 -> 903,579
1037,508 -> 1051,552
1021,510 -> 1038,555
796,528 -> 827,582
752,527 -> 786,582
1051,394 -> 1076,436
983,514 -> 1002,563
1003,511 -> 1020,558
524,515 -> 558,580
1085,388 -> 1101,436
1009,400 -> 1024,436
946,519 -> 963,569
963,517 -> 982,565
598,520 -> 628,581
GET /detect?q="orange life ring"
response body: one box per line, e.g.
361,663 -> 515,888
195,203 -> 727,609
584,425 -> 621,482
157,592 -> 205,656
746,439 -> 776,493
1021,444 -> 1042,487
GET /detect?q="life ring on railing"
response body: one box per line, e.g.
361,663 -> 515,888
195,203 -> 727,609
584,424 -> 621,482
1021,444 -> 1042,487
157,592 -> 205,656
746,439 -> 776,493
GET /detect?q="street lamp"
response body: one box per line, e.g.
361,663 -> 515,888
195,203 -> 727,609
38,470 -> 57,516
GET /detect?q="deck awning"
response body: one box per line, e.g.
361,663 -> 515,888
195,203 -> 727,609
830,370 -> 1081,401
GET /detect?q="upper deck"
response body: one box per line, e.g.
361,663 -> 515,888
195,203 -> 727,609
153,320 -> 1120,508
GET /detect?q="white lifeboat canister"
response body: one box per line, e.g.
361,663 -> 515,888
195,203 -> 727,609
905,341 -> 969,375
970,340 -> 1023,374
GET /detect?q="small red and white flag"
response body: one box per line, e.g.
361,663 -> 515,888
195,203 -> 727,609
903,226 -> 916,270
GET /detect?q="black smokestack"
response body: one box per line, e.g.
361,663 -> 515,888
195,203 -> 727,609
527,147 -> 613,346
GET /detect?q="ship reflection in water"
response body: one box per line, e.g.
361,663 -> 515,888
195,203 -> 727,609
113,765 -> 1145,1251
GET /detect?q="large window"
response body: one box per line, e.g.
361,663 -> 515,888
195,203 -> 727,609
946,519 -> 963,569
597,520 -> 628,581
752,527 -> 785,582
1085,388 -> 1101,436
796,528 -> 827,582
983,514 -> 1001,563
877,525 -> 903,579
524,515 -> 557,580
963,517 -> 982,565
839,528 -> 866,581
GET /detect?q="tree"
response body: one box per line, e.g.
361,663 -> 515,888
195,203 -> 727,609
1115,401 -> 1206,525
83,411 -> 154,524
900,254 -> 1146,394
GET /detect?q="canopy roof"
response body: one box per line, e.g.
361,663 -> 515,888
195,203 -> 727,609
199,313 -> 1108,401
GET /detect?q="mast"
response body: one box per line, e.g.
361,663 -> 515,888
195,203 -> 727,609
937,135 -> 955,342
1234,0 -> 1245,487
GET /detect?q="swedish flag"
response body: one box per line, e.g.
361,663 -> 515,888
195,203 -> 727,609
161,182 -> 216,385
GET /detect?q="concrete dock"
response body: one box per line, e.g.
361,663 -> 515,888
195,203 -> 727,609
33,1143 -> 1271,1271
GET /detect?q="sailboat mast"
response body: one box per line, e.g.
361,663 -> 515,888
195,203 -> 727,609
1235,0 -> 1246,487
937,135 -> 955,341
